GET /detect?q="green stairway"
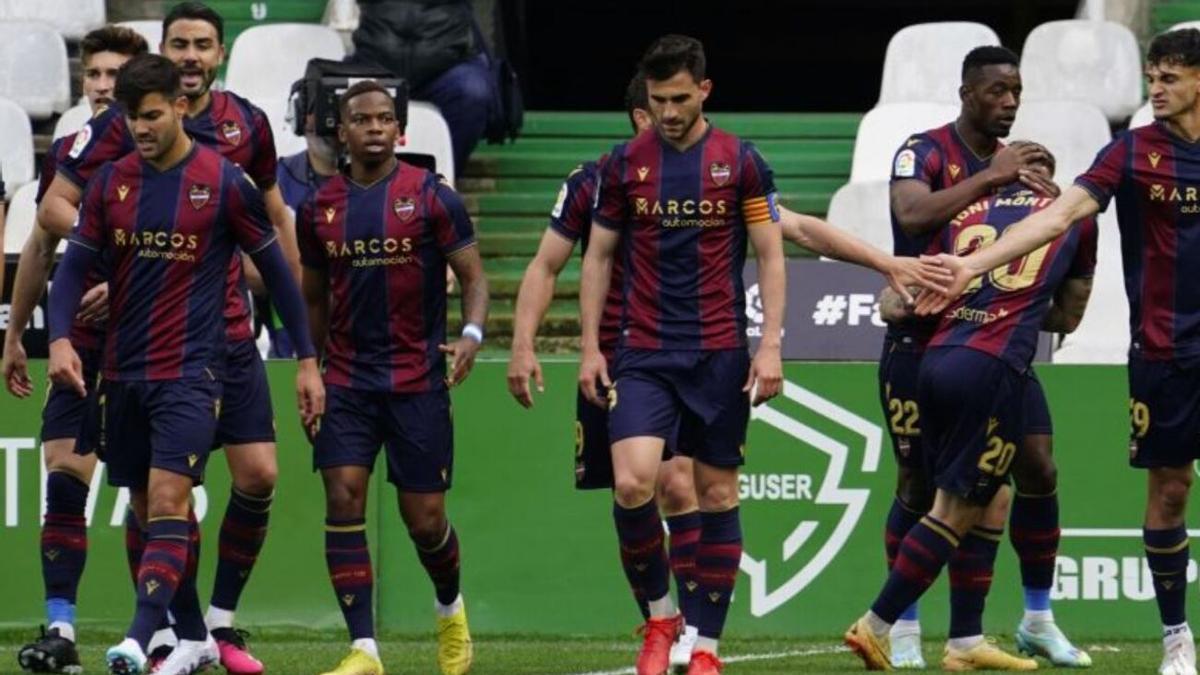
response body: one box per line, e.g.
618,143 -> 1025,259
1152,0 -> 1200,34
459,111 -> 861,350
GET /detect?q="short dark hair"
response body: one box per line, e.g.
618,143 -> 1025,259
1010,140 -> 1056,176
163,2 -> 224,45
639,34 -> 706,83
961,45 -> 1020,81
624,72 -> 648,131
1148,28 -> 1200,68
339,79 -> 393,118
115,54 -> 182,112
80,25 -> 149,65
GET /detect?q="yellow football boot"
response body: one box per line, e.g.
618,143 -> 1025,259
319,647 -> 385,675
437,599 -> 474,675
844,615 -> 893,670
942,638 -> 1038,671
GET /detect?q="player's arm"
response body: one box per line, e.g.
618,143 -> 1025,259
2,226 -> 62,397
746,216 -> 785,406
46,240 -> 100,398
300,265 -> 328,354
508,228 -> 575,407
918,186 -> 1102,315
1042,277 -> 1093,334
445,243 -> 489,387
578,222 -> 617,407
37,175 -> 83,238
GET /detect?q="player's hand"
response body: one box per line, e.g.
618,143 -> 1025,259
578,347 -> 610,408
296,357 -> 325,438
77,282 -> 110,325
915,253 -> 975,315
884,256 -> 951,303
441,336 -> 481,387
746,343 -> 783,406
987,142 -> 1050,187
1018,168 -> 1061,198
47,339 -> 85,398
2,338 -> 32,398
507,346 -> 544,408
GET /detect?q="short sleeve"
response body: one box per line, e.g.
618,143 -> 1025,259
1074,134 -> 1128,212
59,108 -> 134,189
428,180 -> 477,255
296,197 -> 325,269
70,163 -> 112,251
35,138 -> 66,204
245,105 -> 279,189
1068,217 -> 1099,279
548,164 -> 595,242
593,145 -> 627,231
890,135 -> 942,186
225,167 -> 277,254
739,142 -> 780,226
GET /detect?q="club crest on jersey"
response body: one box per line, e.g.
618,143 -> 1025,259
188,184 -> 211,210
637,166 -> 650,182
68,124 -> 92,159
893,149 -> 916,177
393,197 -> 416,221
710,162 -> 731,186
948,163 -> 962,179
117,184 -> 130,202
324,207 -> 336,224
1149,152 -> 1162,168
221,120 -> 242,145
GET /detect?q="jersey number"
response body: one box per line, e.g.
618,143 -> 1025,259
953,224 -> 1052,293
1130,399 -> 1151,439
978,434 -> 1017,476
888,397 -> 920,436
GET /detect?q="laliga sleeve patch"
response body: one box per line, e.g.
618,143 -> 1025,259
68,125 -> 93,159
551,182 -> 569,218
894,149 -> 917,178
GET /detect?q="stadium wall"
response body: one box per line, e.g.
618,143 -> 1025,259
0,360 -> 1176,638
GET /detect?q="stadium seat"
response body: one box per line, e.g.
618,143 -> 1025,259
0,96 -> 35,191
1168,20 -> 1200,32
323,0 -> 359,31
401,101 -> 455,185
116,20 -> 162,53
849,102 -> 958,183
1009,100 -> 1110,188
0,0 -> 104,41
52,102 -> 92,141
1129,101 -> 1154,129
225,23 -> 346,104
256,96 -> 308,159
1052,210 -> 1129,364
1021,20 -> 1142,123
878,22 -> 1001,105
0,21 -> 69,119
3,182 -> 53,254
825,181 -> 892,253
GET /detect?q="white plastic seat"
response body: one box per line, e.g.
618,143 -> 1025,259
400,101 -> 455,184
879,22 -> 1001,105
4,181 -> 41,254
0,0 -> 104,40
1052,210 -> 1129,364
825,181 -> 893,254
1021,20 -> 1142,123
254,96 -> 308,159
225,24 -> 346,103
116,20 -> 162,54
324,0 -> 359,31
1129,101 -> 1154,129
0,97 -> 35,191
1009,100 -> 1111,188
0,21 -> 69,119
849,102 -> 958,183
1168,21 -> 1200,33
53,102 -> 92,141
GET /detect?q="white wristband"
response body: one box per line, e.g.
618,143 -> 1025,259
462,323 -> 483,344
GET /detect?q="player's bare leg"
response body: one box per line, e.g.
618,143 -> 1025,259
1145,465 -> 1196,675
613,435 -> 679,675
399,491 -> 471,675
657,456 -> 702,668
319,466 -> 384,675
1010,434 -> 1090,667
18,443 -> 94,675
887,465 -> 934,669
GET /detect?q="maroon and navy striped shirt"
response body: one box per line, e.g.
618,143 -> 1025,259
548,159 -> 623,358
1075,122 -> 1200,361
889,122 -> 1000,347
926,185 -> 1097,371
594,125 -> 778,351
69,144 -> 277,380
297,162 -> 477,393
60,89 -> 278,344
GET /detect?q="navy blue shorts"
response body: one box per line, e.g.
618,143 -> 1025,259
214,338 -> 275,447
313,385 -> 454,492
95,376 -> 223,489
574,386 -> 676,490
918,347 -> 1026,506
1128,353 -> 1200,468
878,337 -> 924,468
42,346 -> 103,444
1023,369 -> 1053,436
609,348 -> 749,468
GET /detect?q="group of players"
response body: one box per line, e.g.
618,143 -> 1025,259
3,3 -> 484,675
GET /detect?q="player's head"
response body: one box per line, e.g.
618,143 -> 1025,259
338,80 -> 399,168
1009,140 -> 1056,182
624,72 -> 652,135
1146,28 -> 1200,120
115,54 -> 188,162
639,34 -> 711,142
959,46 -> 1021,138
80,26 -> 149,114
161,2 -> 225,100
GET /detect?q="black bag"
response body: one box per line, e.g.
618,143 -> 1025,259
474,22 -> 523,144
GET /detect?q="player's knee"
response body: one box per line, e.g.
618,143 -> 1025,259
895,468 -> 934,512
146,481 -> 192,518
1013,458 -> 1057,495
1152,475 -> 1193,519
324,484 -> 367,520
407,516 -> 449,550
613,473 -> 656,508
233,461 -> 278,496
655,467 -> 697,515
695,479 -> 739,512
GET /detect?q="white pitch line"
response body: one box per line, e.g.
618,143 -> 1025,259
569,645 -> 847,675
1062,528 -> 1200,537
